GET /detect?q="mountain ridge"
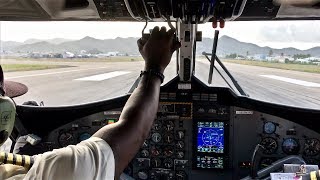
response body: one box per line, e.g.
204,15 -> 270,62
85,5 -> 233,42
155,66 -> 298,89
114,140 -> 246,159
2,36 -> 320,56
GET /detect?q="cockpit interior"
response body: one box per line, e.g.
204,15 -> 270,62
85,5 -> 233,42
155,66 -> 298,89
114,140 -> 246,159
1,0 -> 320,179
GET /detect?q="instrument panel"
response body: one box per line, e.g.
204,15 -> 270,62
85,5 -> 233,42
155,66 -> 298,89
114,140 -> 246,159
258,114 -> 320,168
42,89 -> 320,180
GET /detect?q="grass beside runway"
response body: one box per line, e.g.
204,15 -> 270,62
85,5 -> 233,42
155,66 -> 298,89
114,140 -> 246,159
1,64 -> 71,72
223,59 -> 320,74
3,56 -> 144,63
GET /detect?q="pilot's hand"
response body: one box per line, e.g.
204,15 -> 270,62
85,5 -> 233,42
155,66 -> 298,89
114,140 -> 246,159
137,26 -> 181,73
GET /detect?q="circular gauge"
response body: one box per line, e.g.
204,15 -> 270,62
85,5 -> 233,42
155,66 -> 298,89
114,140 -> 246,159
58,132 -> 75,147
163,158 -> 174,169
150,146 -> 161,156
142,140 -> 148,148
153,121 -> 162,131
151,133 -> 161,143
151,158 -> 161,168
164,134 -> 174,144
176,171 -> 187,180
78,133 -> 91,142
260,158 -> 275,169
176,151 -> 184,159
164,146 -> 174,157
282,138 -> 300,155
304,138 -> 320,156
164,121 -> 174,131
260,137 -> 278,154
263,122 -> 276,134
176,131 -> 185,139
176,141 -> 185,149
140,149 -> 149,158
137,171 -> 148,180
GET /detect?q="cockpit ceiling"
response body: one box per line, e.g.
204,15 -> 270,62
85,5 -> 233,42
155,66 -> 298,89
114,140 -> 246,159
1,0 -> 320,21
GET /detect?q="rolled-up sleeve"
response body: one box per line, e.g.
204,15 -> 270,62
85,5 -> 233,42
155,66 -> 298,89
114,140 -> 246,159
24,137 -> 115,180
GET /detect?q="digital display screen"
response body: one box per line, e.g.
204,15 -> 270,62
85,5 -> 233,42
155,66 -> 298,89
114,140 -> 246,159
197,122 -> 224,153
196,156 -> 224,169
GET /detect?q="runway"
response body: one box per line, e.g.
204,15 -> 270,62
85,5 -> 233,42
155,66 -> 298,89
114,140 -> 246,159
2,58 -> 320,109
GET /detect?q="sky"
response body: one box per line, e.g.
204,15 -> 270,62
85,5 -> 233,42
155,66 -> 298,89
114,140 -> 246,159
1,21 -> 320,50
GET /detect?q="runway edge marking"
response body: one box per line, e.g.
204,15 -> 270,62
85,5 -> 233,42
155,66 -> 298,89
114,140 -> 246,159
260,75 -> 320,87
74,71 -> 131,81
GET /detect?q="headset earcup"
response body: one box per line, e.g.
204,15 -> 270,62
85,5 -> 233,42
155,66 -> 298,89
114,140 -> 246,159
0,96 -> 16,146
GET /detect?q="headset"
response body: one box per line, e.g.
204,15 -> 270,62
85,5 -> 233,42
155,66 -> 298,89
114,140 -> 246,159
0,65 -> 34,169
0,65 -> 16,147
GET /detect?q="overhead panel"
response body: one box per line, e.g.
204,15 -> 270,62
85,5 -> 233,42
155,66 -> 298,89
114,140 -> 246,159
124,0 -> 247,24
0,0 -> 50,20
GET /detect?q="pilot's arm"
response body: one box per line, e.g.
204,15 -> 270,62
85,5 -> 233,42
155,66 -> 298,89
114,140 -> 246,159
93,26 -> 180,178
21,26 -> 180,180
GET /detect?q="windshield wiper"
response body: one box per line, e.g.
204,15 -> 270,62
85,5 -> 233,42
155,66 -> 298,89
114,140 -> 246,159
202,30 -> 248,96
203,52 -> 248,96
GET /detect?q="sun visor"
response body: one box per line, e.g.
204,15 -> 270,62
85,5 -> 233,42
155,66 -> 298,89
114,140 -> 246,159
34,0 -> 100,19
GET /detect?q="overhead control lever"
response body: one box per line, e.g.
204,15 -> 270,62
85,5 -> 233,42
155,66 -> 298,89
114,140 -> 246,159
141,18 -> 178,41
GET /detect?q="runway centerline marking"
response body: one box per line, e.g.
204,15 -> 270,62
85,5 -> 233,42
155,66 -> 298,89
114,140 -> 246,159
6,67 -> 112,79
260,75 -> 320,87
74,71 -> 131,81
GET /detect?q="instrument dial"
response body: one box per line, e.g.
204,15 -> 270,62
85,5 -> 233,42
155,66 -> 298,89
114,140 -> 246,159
151,158 -> 161,168
176,131 -> 185,139
153,121 -> 162,131
137,171 -> 148,180
304,138 -> 320,156
282,138 -> 300,155
140,149 -> 149,158
260,158 -> 275,169
263,121 -> 276,134
164,134 -> 174,144
163,158 -> 174,169
142,140 -> 148,148
176,151 -> 184,159
58,132 -> 75,147
164,146 -> 174,157
176,141 -> 185,149
151,133 -> 161,143
164,121 -> 174,131
260,137 -> 278,154
176,171 -> 187,180
151,146 -> 161,156
78,133 -> 91,142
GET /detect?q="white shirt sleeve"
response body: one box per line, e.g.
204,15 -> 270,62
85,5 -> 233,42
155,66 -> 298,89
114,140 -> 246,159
24,137 -> 115,180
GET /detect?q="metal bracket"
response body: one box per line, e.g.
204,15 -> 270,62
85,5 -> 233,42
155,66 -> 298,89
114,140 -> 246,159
177,22 -> 197,82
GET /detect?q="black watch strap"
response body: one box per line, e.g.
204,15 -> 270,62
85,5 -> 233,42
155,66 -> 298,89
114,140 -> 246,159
140,70 -> 165,83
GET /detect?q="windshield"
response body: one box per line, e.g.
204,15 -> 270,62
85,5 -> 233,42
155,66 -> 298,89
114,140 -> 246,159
196,21 -> 320,110
0,21 -> 319,109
